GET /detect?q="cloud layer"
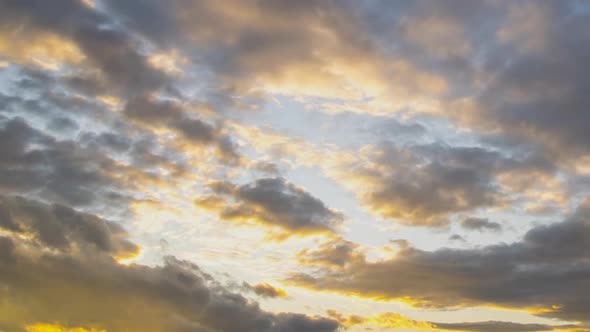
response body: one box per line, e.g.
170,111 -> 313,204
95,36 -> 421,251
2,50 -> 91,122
291,200 -> 590,323
0,195 -> 338,332
1,0 -> 590,330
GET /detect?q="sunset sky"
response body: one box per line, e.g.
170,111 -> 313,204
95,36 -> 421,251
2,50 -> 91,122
1,0 -> 590,331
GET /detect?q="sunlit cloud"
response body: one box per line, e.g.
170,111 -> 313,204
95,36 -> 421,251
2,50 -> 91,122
1,0 -> 590,331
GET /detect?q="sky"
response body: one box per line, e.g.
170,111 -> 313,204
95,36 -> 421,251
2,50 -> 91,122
1,0 -> 590,331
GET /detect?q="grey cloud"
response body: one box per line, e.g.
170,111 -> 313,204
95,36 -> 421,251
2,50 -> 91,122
196,178 -> 342,237
0,68 -> 220,212
46,116 -> 79,132
101,0 -> 179,46
461,217 -> 502,232
101,0 -> 379,102
0,0 -> 169,96
296,237 -> 362,268
124,95 -> 241,164
0,235 -> 15,263
399,1 -> 590,165
243,283 -> 287,299
373,118 -> 427,139
433,320 -> 578,332
273,313 -> 339,332
8,0 -> 589,173
0,195 -> 138,257
352,142 -> 551,226
0,195 -> 340,332
0,0 -> 248,170
290,199 -> 590,323
359,0 -> 590,166
0,117 -> 125,207
475,3 -> 590,158
448,234 -> 466,242
79,131 -> 132,154
252,161 -> 281,176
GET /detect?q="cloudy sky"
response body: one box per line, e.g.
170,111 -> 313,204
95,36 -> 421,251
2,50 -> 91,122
1,0 -> 590,331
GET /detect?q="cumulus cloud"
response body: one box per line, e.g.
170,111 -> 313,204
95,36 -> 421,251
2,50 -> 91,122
244,283 -> 288,299
290,199 -> 590,323
325,309 -> 578,332
123,95 -> 240,163
0,0 -> 169,95
460,217 -> 502,232
335,142 -> 553,226
0,195 -> 339,332
432,320 -> 578,332
0,117 -> 125,207
195,177 -> 342,238
0,195 -> 138,258
431,1 -> 590,168
296,237 -> 364,268
448,234 -> 466,242
2,0 -> 590,330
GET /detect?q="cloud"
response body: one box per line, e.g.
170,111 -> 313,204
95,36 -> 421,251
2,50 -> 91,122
2,0 -> 590,330
449,234 -> 466,242
296,237 -> 364,268
290,199 -> 590,323
195,177 -> 342,238
327,308 -> 580,331
245,283 -> 288,299
0,65 -> 237,215
334,142 -> 552,226
0,0 -> 169,96
0,117 -> 125,208
0,194 -> 339,332
0,0 -> 244,171
6,0 -> 588,169
327,310 -> 434,330
24,323 -> 106,332
0,195 -> 138,258
442,1 -> 590,166
123,94 -> 240,164
460,217 -> 502,232
98,0 -> 450,115
432,320 -> 578,332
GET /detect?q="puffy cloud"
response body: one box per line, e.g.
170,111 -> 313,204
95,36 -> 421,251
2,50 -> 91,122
296,237 -> 364,268
98,0 -> 449,115
441,1 -> 590,165
460,217 -> 502,232
3,0 -> 590,330
123,95 -> 240,164
449,234 -> 467,243
0,0 -> 169,96
0,117 -> 125,207
0,195 -> 138,258
290,199 -> 590,323
433,320 -> 579,332
244,283 -> 288,299
195,178 -> 342,238
0,195 -> 339,332
325,309 -> 579,332
334,142 -> 553,226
